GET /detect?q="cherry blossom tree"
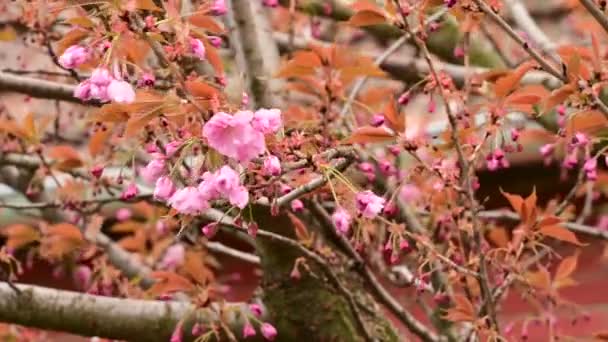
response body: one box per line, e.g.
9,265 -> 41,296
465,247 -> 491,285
0,0 -> 608,341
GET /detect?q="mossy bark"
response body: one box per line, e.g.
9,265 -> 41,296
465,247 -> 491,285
251,204 -> 400,342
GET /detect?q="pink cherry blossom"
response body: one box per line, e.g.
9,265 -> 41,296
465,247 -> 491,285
154,176 -> 176,201
168,187 -> 208,214
190,38 -> 206,60
260,323 -> 277,341
210,0 -> 227,15
399,184 -> 421,202
199,166 -> 249,209
59,45 -> 89,69
202,111 -> 265,162
107,79 -> 136,104
356,190 -> 385,219
164,140 -> 182,157
159,244 -> 185,270
140,158 -> 166,184
73,81 -> 92,101
263,155 -> 281,176
332,207 -> 352,234
88,68 -> 113,102
252,108 -> 282,134
242,321 -> 256,338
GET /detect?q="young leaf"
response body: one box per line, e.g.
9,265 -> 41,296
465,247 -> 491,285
347,10 -> 386,27
135,0 -> 163,12
499,188 -> 523,216
344,126 -> 395,144
1,224 -> 40,251
555,250 -> 579,282
539,225 -> 585,246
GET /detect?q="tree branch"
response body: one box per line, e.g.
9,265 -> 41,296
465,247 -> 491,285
0,282 -> 249,341
0,71 -> 82,104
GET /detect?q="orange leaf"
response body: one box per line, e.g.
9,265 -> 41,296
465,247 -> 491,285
344,126 -> 395,144
56,29 -> 89,55
555,251 -> 579,282
539,225 -> 585,246
47,223 -> 83,242
202,39 -> 224,76
184,80 -> 219,99
1,224 -> 40,251
135,0 -> 163,11
383,97 -> 405,133
347,10 -> 386,27
542,84 -> 576,113
118,229 -> 146,253
565,110 -> 608,138
591,33 -> 602,73
538,216 -> 562,227
443,294 -> 475,322
526,266 -> 552,291
183,250 -> 214,285
494,61 -> 535,98
148,271 -> 195,295
48,145 -> 83,170
190,14 -> 224,34
88,127 -> 112,157
288,212 -> 310,242
522,188 -> 537,226
499,189 -> 523,217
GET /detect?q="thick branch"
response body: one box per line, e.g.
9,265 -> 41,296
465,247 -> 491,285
0,282 -> 248,341
0,71 -> 81,104
229,0 -> 283,108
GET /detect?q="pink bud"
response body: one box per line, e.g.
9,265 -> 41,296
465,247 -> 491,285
208,36 -> 223,48
164,141 -> 182,157
210,0 -> 227,16
247,222 -> 258,238
154,176 -> 176,201
453,46 -> 465,58
371,114 -> 385,127
138,72 -> 155,87
201,223 -> 219,238
243,321 -> 256,338
116,208 -> 132,221
540,143 -> 554,157
249,303 -> 263,317
170,321 -> 183,342
398,91 -> 410,105
263,155 -> 282,176
263,0 -> 279,7
260,323 -> 277,341
121,183 -> 138,200
290,199 -> 304,212
510,128 -> 520,142
557,104 -> 566,116
90,164 -> 104,178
